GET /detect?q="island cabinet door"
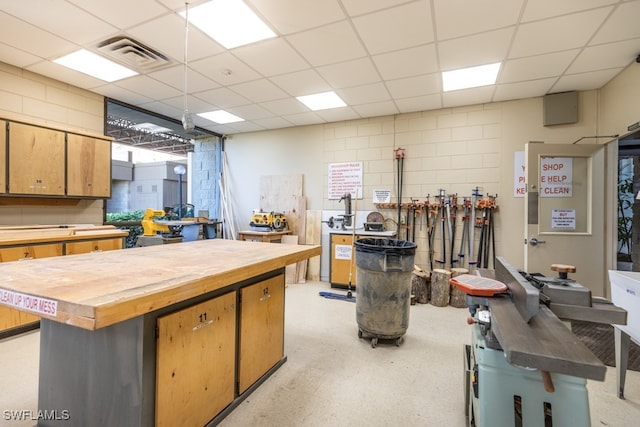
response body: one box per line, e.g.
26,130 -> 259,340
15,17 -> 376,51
238,274 -> 285,394
155,291 -> 236,427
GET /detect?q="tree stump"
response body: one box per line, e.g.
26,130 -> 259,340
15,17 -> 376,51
430,269 -> 451,307
411,266 -> 430,304
449,267 -> 469,308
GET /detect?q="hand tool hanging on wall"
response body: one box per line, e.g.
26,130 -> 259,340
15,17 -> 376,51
426,195 -> 437,271
410,198 -> 420,242
448,193 -> 458,267
476,194 -> 497,269
457,197 -> 471,269
436,188 -> 447,267
395,147 -> 405,237
468,187 -> 482,272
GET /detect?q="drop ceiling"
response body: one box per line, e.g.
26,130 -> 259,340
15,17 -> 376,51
1,0 -> 639,137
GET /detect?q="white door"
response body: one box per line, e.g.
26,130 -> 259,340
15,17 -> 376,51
524,142 -> 606,295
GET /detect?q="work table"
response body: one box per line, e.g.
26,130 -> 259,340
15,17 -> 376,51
0,239 -> 319,331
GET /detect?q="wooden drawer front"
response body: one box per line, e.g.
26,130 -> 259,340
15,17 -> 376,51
156,292 -> 236,427
66,134 -> 111,197
238,274 -> 285,394
8,122 -> 65,195
0,244 -> 63,262
66,239 -> 123,255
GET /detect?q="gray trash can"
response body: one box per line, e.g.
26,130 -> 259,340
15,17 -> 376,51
354,238 -> 417,348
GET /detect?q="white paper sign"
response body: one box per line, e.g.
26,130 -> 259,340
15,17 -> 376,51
541,157 -> 572,197
514,151 -> 525,198
328,162 -> 363,199
334,244 -> 353,260
373,189 -> 391,203
551,209 -> 576,229
0,288 -> 58,316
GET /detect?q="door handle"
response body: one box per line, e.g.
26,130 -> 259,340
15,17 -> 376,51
529,237 -> 546,246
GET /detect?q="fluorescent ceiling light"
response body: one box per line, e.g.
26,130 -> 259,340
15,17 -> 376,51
198,110 -> 244,124
442,62 -> 501,92
297,91 -> 347,111
184,0 -> 276,49
53,49 -> 138,82
131,123 -> 173,133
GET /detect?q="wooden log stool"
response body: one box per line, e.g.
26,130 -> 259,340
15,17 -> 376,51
411,265 -> 430,304
449,267 -> 469,308
430,268 -> 451,307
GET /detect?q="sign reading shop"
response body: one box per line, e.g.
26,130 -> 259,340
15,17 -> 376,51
540,157 -> 572,197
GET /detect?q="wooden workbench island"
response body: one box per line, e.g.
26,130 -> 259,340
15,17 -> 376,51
0,239 -> 321,427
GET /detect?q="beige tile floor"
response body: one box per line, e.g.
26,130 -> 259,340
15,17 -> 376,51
0,281 -> 639,426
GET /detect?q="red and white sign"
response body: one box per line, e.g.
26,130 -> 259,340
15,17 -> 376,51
328,162 -> 362,199
0,288 -> 58,316
540,157 -> 572,197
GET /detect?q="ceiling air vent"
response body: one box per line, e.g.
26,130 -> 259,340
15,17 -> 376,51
96,36 -> 171,72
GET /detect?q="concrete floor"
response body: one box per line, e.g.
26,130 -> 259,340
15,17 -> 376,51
1,281 -> 639,426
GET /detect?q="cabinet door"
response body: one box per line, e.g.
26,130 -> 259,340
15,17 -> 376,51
65,238 -> 123,255
330,234 -> 357,287
8,122 -> 65,195
66,134 -> 111,197
0,120 -> 5,194
238,274 -> 285,394
156,292 -> 236,427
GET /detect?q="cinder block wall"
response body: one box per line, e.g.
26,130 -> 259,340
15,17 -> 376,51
0,62 -> 106,226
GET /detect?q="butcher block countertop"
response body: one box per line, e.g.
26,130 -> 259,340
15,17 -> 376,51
0,239 -> 321,331
0,224 -> 128,246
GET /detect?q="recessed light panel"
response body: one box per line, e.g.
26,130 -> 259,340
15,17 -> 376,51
297,91 -> 347,111
442,62 -> 501,92
54,49 -> 138,82
185,0 -> 276,49
198,110 -> 244,124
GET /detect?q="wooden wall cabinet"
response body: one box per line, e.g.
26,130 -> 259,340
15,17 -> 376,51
66,133 -> 112,197
0,120 -> 5,194
238,274 -> 285,393
8,122 -> 66,196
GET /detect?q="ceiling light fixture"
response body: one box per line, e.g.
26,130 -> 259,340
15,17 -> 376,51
296,91 -> 347,111
183,0 -> 276,49
442,62 -> 501,92
182,2 -> 195,133
53,49 -> 137,82
198,110 -> 244,124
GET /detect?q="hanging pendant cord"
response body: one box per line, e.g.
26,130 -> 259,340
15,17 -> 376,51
183,2 -> 190,115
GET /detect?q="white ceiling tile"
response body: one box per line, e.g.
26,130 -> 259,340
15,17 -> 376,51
113,75 -> 183,100
253,117 -> 296,129
493,78 -> 558,102
352,1 -> 434,54
372,44 -> 438,80
92,84 -> 155,105
442,86 -> 495,108
0,43 -> 42,69
341,0 -> 416,16
193,87 -> 251,109
149,66 -> 221,93
68,0 -> 170,30
315,106 -> 361,122
352,101 -> 399,118
434,0 -> 523,41
317,58 -> 381,89
227,104 -> 275,120
338,83 -> 391,105
229,79 -> 289,103
260,98 -> 309,116
510,8 -> 613,58
224,121 -> 267,133
26,60 -> 107,90
591,1 -> 640,44
269,69 -> 332,97
386,74 -> 441,99
438,28 -> 514,71
0,12 -> 76,59
190,53 -> 261,86
157,95 -> 220,115
248,0 -> 345,35
395,94 -> 442,113
551,68 -> 624,92
232,38 -> 310,77
499,50 -> 579,83
569,39 -> 640,74
521,0 -> 618,22
127,14 -> 225,64
282,111 -> 325,126
285,21 -> 367,66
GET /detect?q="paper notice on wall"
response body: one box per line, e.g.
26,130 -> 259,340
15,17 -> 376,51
551,209 -> 576,229
328,162 -> 362,199
540,157 -> 572,197
514,151 -> 525,198
335,244 -> 353,260
373,189 -> 391,203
